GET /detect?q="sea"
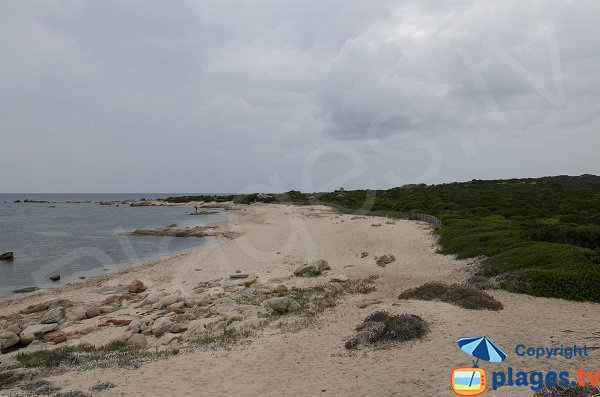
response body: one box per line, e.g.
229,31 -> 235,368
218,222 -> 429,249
0,193 -> 229,298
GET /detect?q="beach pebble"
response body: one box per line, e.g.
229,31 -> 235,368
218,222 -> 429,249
264,297 -> 301,314
40,307 -> 65,324
49,274 -> 61,282
0,331 -> 20,350
127,280 -> 146,294
230,273 -> 249,279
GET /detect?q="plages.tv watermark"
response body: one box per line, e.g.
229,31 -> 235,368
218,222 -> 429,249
450,336 -> 598,396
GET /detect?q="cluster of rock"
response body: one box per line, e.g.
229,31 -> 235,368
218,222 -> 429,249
0,259 -> 357,363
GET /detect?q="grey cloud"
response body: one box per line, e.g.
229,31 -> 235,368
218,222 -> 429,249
0,1 -> 598,192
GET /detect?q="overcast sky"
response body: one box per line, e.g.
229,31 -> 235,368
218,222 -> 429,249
1,1 -> 599,193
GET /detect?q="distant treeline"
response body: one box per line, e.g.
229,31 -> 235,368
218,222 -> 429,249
164,174 -> 600,302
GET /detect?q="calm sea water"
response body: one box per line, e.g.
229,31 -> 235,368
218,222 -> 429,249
0,194 -> 229,298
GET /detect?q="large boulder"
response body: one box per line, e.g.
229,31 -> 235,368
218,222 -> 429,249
127,280 -> 146,294
264,297 -> 301,314
293,260 -> 330,277
41,307 -> 65,324
0,331 -> 20,349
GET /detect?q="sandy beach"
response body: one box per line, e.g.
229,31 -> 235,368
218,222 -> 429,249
0,203 -> 598,397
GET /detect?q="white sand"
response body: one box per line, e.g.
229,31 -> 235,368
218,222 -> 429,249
1,203 -> 598,396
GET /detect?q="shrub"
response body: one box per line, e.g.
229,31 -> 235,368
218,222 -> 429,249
345,311 -> 428,349
376,254 -> 396,267
398,282 -> 503,310
534,385 -> 600,397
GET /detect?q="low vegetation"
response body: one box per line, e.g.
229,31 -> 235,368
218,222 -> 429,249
534,385 -> 600,397
398,282 -> 503,311
345,311 -> 429,349
15,340 -> 176,370
166,175 -> 600,302
375,254 -> 396,267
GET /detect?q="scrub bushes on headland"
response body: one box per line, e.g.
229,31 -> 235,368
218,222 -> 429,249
164,175 -> 600,302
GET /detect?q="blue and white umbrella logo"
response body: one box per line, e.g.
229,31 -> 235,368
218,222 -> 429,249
458,336 -> 507,366
457,336 -> 507,388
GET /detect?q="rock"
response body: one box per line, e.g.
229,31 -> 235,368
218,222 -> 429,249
159,293 -> 180,306
0,252 -> 14,261
294,259 -> 330,277
84,305 -> 100,318
12,287 -> 39,294
127,334 -> 147,347
330,274 -> 349,282
230,273 -> 249,279
193,307 -> 210,319
152,333 -> 182,347
65,306 -> 87,321
111,331 -> 133,344
227,319 -> 264,333
174,313 -> 194,323
272,284 -> 289,294
19,333 -> 36,346
128,319 -> 142,333
127,280 -> 146,293
244,273 -> 257,287
96,285 -> 128,295
168,302 -> 186,310
187,318 -> 221,333
152,317 -> 175,337
20,323 -> 58,339
103,319 -> 132,327
135,294 -> 159,308
0,331 -> 20,349
49,274 -> 60,282
265,297 -> 301,314
43,332 -> 67,345
99,306 -> 118,314
6,324 -> 21,335
41,307 -> 65,324
169,323 -> 188,334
